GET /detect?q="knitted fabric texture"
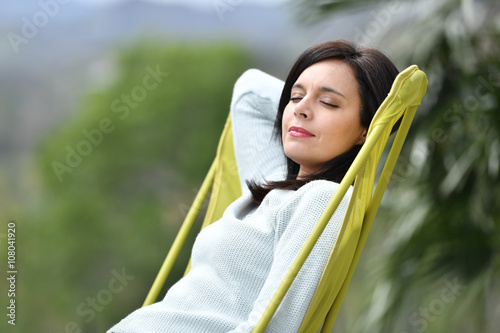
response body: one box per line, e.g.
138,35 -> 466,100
107,69 -> 352,333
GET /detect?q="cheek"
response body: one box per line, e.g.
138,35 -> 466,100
281,107 -> 293,137
282,105 -> 292,121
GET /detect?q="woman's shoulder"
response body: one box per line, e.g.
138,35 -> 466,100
268,180 -> 352,242
295,180 -> 349,202
267,180 -> 351,215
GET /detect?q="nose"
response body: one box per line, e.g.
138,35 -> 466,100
294,96 -> 312,119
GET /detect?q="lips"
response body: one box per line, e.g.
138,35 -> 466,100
289,126 -> 315,138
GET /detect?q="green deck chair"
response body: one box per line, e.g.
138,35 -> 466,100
143,65 -> 428,332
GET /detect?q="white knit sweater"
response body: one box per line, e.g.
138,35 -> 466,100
107,69 -> 352,333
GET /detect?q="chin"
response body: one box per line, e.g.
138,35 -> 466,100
284,153 -> 309,168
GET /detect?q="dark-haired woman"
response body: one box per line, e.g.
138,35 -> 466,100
108,40 -> 399,333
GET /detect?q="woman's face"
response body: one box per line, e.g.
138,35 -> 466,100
282,59 -> 366,178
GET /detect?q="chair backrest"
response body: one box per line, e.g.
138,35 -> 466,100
142,114 -> 242,306
143,65 -> 428,332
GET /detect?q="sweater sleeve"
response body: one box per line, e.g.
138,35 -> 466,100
229,181 -> 352,333
230,69 -> 287,196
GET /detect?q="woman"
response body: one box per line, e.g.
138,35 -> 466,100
108,40 -> 399,332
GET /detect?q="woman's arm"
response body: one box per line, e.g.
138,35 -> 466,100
230,69 -> 286,196
229,181 -> 352,333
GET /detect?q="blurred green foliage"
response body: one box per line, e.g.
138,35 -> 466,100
7,42 -> 250,332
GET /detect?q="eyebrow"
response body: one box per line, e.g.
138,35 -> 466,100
292,83 -> 345,98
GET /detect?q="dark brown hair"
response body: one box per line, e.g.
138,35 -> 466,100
248,40 -> 399,204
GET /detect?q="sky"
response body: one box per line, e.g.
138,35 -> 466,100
77,0 -> 288,10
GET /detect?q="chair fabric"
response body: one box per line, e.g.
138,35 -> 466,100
143,65 -> 428,332
142,115 -> 241,306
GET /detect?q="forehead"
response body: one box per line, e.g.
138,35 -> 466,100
294,59 -> 358,95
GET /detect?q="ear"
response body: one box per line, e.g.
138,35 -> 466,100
356,128 -> 367,145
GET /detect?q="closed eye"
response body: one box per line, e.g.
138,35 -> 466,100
321,101 -> 338,108
290,97 -> 302,103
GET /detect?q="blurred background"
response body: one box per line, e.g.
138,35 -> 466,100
1,0 -> 499,332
